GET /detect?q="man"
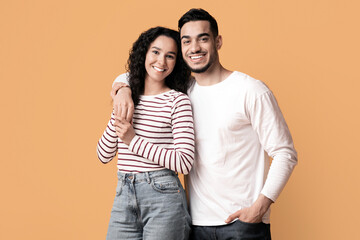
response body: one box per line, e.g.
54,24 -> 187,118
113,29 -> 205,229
111,8 -> 297,240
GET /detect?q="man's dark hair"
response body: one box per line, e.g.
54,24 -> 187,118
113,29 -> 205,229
126,27 -> 191,106
178,8 -> 218,37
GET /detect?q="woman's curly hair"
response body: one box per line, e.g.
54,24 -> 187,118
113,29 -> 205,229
126,27 -> 191,106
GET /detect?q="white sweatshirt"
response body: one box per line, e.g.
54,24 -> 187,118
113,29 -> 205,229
114,71 -> 298,225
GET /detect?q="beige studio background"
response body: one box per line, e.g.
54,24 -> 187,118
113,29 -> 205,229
1,0 -> 359,239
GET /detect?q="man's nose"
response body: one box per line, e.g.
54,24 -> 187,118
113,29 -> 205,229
190,41 -> 201,53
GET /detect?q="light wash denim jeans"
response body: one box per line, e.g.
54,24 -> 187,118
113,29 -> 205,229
106,169 -> 191,240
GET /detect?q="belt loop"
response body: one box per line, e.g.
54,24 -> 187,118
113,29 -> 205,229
122,173 -> 126,185
145,172 -> 151,184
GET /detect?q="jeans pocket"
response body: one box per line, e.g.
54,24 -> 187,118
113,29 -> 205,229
115,180 -> 123,196
237,219 -> 263,225
235,220 -> 270,239
151,175 -> 180,193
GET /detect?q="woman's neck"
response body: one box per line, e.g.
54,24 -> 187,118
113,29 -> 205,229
143,80 -> 170,96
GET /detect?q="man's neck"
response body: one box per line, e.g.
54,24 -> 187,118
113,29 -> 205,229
193,64 -> 232,86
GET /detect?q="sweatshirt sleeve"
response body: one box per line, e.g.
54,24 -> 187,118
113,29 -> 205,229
249,91 -> 298,202
128,94 -> 195,174
112,73 -> 129,86
96,111 -> 118,163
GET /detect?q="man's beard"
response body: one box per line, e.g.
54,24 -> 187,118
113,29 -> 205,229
187,62 -> 212,73
185,49 -> 217,74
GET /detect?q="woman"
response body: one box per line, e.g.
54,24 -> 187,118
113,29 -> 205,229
97,27 -> 194,240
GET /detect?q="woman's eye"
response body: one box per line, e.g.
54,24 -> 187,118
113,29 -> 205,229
152,50 -> 159,54
166,55 -> 175,59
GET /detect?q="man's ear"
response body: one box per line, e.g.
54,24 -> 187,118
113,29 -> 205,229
215,35 -> 223,50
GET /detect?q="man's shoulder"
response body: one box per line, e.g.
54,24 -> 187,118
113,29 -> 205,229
229,71 -> 270,94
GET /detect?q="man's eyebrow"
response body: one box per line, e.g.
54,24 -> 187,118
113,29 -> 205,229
181,33 -> 211,40
198,33 -> 210,38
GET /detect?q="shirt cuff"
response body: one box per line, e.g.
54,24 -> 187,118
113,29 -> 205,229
128,135 -> 141,152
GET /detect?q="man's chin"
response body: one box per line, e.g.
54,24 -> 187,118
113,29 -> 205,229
187,63 -> 211,74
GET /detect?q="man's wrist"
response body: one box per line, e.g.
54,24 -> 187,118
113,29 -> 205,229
115,84 -> 130,95
254,194 -> 273,216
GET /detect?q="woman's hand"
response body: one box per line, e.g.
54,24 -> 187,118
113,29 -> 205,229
114,116 -> 136,145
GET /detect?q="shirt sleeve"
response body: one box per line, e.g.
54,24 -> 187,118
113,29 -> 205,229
249,91 -> 298,202
96,111 -> 118,163
128,94 -> 195,174
112,73 -> 129,86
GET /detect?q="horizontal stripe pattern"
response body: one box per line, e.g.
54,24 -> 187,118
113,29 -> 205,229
97,90 -> 194,174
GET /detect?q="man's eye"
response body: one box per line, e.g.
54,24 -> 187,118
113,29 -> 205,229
183,40 -> 190,45
200,37 -> 208,42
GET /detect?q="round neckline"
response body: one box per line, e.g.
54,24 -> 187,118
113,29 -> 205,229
194,71 -> 236,88
140,89 -> 175,99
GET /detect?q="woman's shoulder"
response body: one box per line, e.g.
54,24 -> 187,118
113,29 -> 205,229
166,91 -> 191,112
168,90 -> 190,102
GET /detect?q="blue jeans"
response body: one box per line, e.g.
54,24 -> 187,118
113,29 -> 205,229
190,220 -> 271,240
106,169 -> 191,240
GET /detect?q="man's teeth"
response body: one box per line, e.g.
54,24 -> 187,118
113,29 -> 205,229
191,55 -> 203,59
153,66 -> 166,72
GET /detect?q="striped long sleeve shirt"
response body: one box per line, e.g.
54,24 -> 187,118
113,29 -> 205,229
97,90 -> 195,174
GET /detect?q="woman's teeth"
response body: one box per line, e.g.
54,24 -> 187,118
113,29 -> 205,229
153,66 -> 165,72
